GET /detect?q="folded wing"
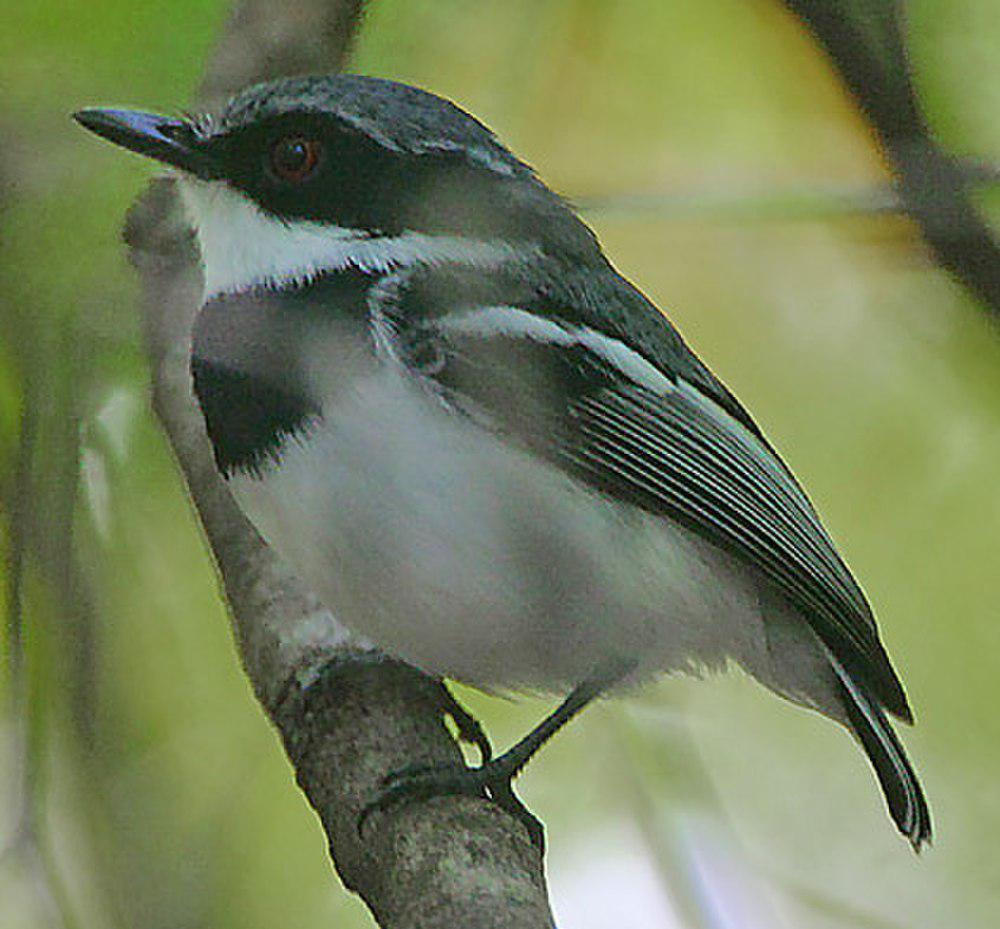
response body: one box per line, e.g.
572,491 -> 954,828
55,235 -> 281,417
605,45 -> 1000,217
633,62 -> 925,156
388,291 -> 912,722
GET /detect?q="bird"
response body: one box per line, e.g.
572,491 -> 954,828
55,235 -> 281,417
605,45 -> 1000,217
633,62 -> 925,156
74,73 -> 931,850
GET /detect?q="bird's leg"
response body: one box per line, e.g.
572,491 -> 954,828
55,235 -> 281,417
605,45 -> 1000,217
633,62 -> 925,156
359,658 -> 636,851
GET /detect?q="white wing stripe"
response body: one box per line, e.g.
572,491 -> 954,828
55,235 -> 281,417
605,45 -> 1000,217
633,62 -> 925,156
437,305 -> 674,394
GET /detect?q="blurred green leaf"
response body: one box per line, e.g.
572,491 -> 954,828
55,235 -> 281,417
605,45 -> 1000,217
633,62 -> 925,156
2,2 -> 999,928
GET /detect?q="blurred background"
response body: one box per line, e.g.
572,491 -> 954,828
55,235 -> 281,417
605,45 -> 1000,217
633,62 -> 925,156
2,1 -> 999,927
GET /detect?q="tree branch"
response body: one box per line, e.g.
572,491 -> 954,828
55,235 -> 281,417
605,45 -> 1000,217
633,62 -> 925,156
123,3 -> 554,926
781,0 -> 1000,319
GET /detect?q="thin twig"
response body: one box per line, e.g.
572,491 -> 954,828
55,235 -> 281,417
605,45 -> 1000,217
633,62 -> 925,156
781,0 -> 1000,318
580,160 -> 999,222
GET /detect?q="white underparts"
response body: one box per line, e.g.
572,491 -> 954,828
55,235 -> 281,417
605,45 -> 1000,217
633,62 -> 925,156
178,178 -> 532,301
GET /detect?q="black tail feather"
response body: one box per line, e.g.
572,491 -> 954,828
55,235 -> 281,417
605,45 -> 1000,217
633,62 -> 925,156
831,657 -> 932,850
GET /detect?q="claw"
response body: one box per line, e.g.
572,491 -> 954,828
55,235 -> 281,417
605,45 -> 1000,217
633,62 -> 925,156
435,682 -> 493,764
358,760 -> 486,837
358,759 -> 545,852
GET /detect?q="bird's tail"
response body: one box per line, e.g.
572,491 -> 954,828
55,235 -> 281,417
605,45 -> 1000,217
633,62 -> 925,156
830,656 -> 932,850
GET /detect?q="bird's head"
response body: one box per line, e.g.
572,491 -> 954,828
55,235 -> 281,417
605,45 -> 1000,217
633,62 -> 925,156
75,74 -> 599,299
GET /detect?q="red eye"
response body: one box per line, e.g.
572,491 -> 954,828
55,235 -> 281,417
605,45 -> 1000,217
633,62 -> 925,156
270,136 -> 322,182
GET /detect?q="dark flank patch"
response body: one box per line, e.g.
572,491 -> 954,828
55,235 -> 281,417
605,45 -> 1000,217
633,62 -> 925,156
191,358 -> 320,478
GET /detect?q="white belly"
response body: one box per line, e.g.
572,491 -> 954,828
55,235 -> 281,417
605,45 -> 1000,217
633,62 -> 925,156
228,369 -> 769,693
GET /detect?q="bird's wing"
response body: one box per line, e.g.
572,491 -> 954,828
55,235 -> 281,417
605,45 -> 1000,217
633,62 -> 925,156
384,292 -> 911,720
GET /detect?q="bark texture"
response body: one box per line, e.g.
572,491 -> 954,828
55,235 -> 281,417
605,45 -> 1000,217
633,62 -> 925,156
123,2 -> 555,926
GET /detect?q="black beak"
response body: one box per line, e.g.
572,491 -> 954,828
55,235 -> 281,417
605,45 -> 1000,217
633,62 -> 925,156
73,108 -> 218,178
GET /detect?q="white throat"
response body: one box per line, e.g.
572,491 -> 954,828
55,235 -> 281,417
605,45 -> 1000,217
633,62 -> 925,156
178,179 -> 530,302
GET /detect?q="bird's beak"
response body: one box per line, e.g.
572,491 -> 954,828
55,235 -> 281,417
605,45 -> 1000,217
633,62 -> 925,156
73,108 -> 219,179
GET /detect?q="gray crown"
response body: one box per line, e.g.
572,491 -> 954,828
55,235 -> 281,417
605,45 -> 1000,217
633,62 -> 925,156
211,74 -> 529,178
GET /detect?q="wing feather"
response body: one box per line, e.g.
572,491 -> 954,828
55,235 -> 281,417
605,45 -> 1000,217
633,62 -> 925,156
565,384 -> 909,718
393,297 -> 912,720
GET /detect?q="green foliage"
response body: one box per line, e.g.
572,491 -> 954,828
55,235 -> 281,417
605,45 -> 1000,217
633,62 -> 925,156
1,1 -> 998,927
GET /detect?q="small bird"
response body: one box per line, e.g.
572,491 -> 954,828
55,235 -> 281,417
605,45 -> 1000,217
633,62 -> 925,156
75,74 -> 931,849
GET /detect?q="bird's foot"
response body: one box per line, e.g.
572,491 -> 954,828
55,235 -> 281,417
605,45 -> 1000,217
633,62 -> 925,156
359,756 -> 545,852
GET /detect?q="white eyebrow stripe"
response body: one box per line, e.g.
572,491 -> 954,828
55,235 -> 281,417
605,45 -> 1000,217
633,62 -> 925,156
438,305 -> 674,394
178,180 -> 532,301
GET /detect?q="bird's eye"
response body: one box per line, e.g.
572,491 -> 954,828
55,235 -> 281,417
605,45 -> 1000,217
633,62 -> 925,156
269,136 -> 322,182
